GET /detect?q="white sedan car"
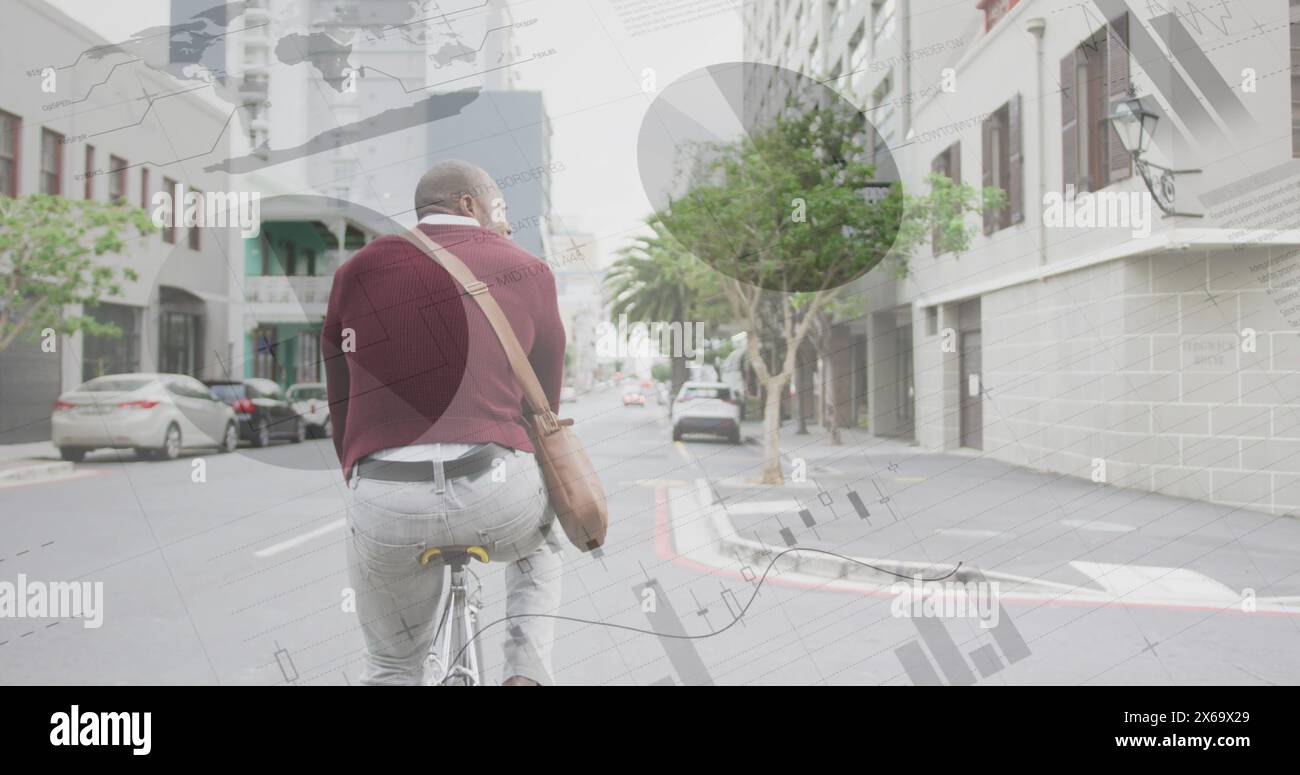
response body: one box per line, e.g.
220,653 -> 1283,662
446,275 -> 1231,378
671,381 -> 742,444
286,382 -> 331,438
52,373 -> 238,461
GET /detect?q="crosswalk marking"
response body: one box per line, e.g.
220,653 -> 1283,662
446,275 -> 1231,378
1070,561 -> 1241,603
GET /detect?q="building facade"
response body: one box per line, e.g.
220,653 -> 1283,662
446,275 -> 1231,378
749,0 -> 1300,516
0,0 -> 238,443
548,221 -> 605,391
233,191 -> 380,389
164,0 -> 538,391
897,0 -> 1300,516
743,0 -> 973,430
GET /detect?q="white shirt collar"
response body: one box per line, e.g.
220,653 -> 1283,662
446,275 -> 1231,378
418,213 -> 481,228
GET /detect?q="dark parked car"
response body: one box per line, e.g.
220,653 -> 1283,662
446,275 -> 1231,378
203,378 -> 305,447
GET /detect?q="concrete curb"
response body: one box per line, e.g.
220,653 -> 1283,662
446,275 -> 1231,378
0,459 -> 75,486
685,479 -> 1074,593
664,478 -> 1300,612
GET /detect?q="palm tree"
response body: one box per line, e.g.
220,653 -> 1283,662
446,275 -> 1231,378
604,221 -> 708,396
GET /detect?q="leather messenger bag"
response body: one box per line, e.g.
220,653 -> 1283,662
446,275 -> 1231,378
404,227 -> 609,552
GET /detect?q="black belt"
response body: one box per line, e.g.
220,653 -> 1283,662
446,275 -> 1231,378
356,445 -> 501,482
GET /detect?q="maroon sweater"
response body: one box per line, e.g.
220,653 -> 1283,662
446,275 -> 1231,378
321,223 -> 565,479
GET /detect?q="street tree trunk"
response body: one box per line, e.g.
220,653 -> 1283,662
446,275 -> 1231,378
730,280 -> 837,487
823,344 -> 842,445
670,353 -> 689,397
760,372 -> 790,484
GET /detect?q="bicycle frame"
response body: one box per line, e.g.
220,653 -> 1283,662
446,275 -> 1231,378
424,560 -> 486,686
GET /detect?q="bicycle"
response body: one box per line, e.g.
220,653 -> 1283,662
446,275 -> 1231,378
419,545 -> 490,686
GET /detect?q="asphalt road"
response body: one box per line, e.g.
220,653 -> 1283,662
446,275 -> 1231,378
1,386 -> 1298,685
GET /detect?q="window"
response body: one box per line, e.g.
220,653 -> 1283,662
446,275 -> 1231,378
849,20 -> 867,65
84,145 -> 94,199
1292,0 -> 1300,155
0,111 -> 19,197
871,72 -> 895,162
207,382 -> 248,403
81,303 -> 141,379
926,306 -> 939,337
1061,14 -> 1131,192
1074,60 -> 1091,186
287,384 -> 327,401
260,234 -> 272,275
252,327 -> 277,380
982,95 -> 1024,233
930,142 -> 961,254
159,311 -> 200,375
872,0 -> 896,46
285,243 -> 297,275
981,0 -> 1022,31
296,330 -> 320,384
140,167 -> 149,208
187,189 -> 202,250
40,129 -> 63,195
108,156 -> 126,203
78,375 -> 151,392
306,249 -> 317,276
161,177 -> 176,243
678,386 -> 732,401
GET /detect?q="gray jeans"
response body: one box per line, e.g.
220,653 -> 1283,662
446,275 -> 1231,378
345,443 -> 563,685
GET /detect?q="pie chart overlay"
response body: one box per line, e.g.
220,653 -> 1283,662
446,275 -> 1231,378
637,62 -> 903,292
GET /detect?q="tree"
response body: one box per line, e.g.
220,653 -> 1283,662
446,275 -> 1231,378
657,94 -> 1003,483
604,220 -> 726,395
0,194 -> 155,354
795,290 -> 865,445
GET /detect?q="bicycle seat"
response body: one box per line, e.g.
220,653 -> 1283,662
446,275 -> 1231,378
419,545 -> 490,567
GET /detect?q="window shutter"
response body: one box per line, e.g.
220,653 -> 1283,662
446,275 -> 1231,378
982,113 -> 995,235
1061,52 -> 1077,191
1107,12 -> 1132,183
1009,93 -> 1023,225
1086,41 -> 1107,191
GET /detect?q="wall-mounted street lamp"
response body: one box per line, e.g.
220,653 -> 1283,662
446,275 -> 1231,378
1105,86 -> 1202,218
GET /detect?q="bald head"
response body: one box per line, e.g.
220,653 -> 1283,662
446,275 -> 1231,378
414,160 -> 510,237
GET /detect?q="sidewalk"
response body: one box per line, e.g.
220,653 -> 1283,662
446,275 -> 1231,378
694,419 -> 1300,605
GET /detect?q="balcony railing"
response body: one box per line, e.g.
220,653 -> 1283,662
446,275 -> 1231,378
244,275 -> 332,306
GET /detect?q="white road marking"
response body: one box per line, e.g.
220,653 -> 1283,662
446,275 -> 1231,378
254,519 -> 345,558
720,500 -> 803,515
937,528 -> 1007,538
1060,518 -> 1135,533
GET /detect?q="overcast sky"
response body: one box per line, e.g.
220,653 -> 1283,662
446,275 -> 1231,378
45,0 -> 743,262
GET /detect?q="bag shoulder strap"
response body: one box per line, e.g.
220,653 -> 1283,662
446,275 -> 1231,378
403,227 -> 555,422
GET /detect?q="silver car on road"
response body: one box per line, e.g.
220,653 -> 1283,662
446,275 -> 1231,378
285,382 -> 331,438
52,373 -> 239,461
